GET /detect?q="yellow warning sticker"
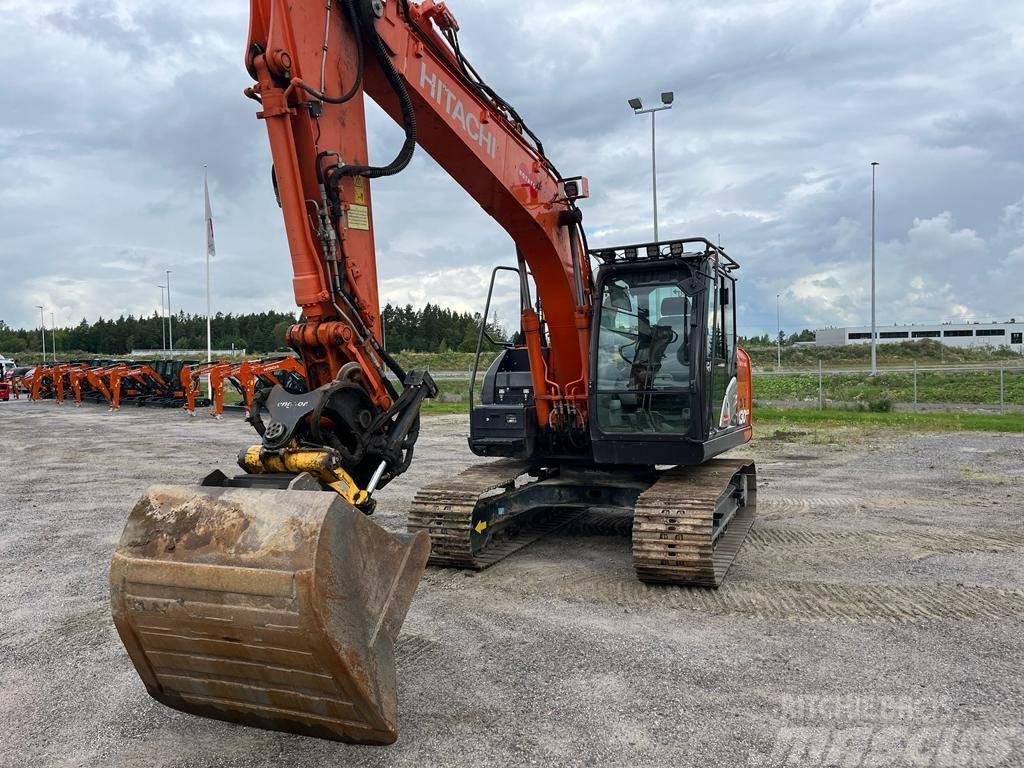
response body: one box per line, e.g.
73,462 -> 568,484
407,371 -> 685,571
353,176 -> 366,205
348,204 -> 370,231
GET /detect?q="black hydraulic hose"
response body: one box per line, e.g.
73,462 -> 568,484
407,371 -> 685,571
330,280 -> 406,387
330,0 -> 416,179
448,28 -> 548,159
395,0 -> 556,167
575,214 -> 595,295
247,387 -> 270,436
296,0 -> 364,105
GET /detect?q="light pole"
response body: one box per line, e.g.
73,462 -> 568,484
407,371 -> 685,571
776,293 -> 782,369
870,161 -> 879,376
166,270 -> 174,353
50,311 -> 56,361
629,92 -> 674,242
36,305 -> 46,363
157,285 -> 167,352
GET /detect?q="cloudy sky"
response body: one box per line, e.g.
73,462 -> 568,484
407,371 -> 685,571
0,0 -> 1021,337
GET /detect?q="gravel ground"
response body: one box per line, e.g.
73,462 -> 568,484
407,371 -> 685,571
1,399 -> 1022,768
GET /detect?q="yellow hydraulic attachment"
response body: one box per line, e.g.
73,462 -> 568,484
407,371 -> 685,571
239,444 -> 370,507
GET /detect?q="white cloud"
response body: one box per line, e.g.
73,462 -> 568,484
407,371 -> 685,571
0,0 -> 1022,338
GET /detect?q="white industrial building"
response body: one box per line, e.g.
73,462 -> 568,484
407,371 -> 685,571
815,320 -> 1024,350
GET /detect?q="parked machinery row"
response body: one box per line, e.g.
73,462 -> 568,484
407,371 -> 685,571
6,357 -> 307,415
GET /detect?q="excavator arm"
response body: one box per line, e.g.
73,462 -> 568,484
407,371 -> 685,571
112,0 -> 605,743
243,0 -> 593,492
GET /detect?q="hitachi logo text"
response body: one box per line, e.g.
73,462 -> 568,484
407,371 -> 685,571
419,62 -> 498,159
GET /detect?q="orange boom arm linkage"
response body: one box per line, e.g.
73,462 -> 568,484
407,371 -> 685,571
246,0 -> 592,428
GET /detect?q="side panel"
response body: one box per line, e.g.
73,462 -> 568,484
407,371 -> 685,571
736,347 -> 753,442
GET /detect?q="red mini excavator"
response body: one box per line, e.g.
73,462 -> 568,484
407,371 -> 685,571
110,0 -> 756,747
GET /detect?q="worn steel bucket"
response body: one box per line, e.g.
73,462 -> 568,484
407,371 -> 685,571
110,484 -> 430,744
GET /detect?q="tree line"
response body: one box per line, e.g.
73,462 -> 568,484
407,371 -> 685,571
739,329 -> 816,347
0,303 -> 503,358
381,303 -> 505,353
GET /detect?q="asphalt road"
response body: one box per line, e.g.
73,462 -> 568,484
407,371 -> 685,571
1,400 -> 1022,767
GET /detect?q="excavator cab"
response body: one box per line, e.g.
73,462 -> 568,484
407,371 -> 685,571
588,238 -> 752,465
470,239 -> 752,466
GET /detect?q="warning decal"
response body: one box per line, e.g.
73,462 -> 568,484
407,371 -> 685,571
348,204 -> 370,231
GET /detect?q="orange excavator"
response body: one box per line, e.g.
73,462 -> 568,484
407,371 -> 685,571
111,0 -> 755,746
68,365 -> 113,406
234,356 -> 308,416
102,363 -> 166,410
28,363 -> 89,404
181,356 -> 307,417
180,360 -> 233,415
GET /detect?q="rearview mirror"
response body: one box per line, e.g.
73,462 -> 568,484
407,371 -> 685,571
606,282 -> 633,311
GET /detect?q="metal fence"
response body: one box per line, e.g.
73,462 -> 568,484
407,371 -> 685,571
752,362 -> 1023,415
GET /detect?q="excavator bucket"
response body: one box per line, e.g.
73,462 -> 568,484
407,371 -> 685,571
110,484 -> 430,744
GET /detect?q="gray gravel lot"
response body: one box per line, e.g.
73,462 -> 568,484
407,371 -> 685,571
1,399 -> 1022,767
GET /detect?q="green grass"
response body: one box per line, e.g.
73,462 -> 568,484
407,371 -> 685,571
754,406 -> 1024,433
754,370 -> 1023,406
746,338 -> 1024,369
393,350 -> 498,373
416,382 -> 1023,433
418,395 -> 1023,434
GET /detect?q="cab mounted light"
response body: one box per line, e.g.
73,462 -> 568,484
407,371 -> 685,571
559,176 -> 589,201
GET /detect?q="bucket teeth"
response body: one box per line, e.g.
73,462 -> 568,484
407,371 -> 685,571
110,484 -> 430,744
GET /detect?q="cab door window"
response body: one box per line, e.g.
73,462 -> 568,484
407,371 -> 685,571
707,273 -> 737,433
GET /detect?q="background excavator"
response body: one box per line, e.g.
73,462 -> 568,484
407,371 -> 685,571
110,0 -> 756,747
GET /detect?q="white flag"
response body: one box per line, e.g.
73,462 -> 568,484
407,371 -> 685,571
204,171 -> 216,258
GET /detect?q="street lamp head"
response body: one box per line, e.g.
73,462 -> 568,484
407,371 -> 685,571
628,97 -> 643,111
871,161 -> 879,166
661,91 -> 674,105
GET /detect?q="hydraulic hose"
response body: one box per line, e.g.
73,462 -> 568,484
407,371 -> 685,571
331,0 -> 416,179
296,0 -> 364,105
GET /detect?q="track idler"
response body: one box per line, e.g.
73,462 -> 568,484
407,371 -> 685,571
110,484 -> 430,744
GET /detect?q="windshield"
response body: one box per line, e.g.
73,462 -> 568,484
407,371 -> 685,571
595,269 -> 696,435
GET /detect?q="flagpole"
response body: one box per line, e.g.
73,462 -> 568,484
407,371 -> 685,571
204,165 -> 213,401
